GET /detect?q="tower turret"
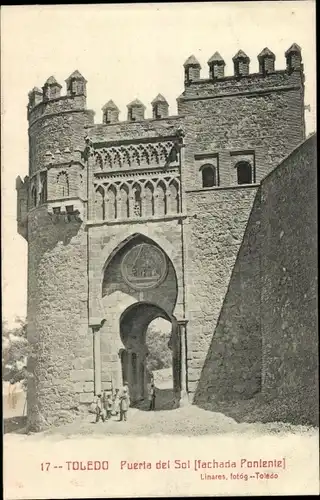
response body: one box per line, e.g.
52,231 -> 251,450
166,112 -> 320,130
207,52 -> 226,79
65,70 -> 87,97
42,76 -> 62,101
22,72 -> 95,431
127,99 -> 146,121
258,47 -> 276,75
102,100 -> 119,124
233,50 -> 250,77
183,55 -> 201,83
28,87 -> 43,110
285,43 -> 303,71
151,94 -> 169,119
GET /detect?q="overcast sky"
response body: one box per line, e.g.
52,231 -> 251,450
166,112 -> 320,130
1,2 -> 316,327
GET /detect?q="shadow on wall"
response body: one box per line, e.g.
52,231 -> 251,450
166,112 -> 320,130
28,207 -> 83,259
194,134 -> 318,427
194,189 -> 262,405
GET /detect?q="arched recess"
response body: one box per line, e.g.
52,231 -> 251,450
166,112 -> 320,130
236,161 -> 253,185
105,185 -> 117,220
97,234 -> 180,404
154,180 -> 166,216
102,233 -> 178,316
132,183 -> 142,218
119,301 -> 179,406
95,185 -> 105,220
118,183 -> 130,218
56,171 -> 70,198
167,179 -> 180,214
201,164 -> 217,188
89,229 -> 183,328
144,181 -> 155,217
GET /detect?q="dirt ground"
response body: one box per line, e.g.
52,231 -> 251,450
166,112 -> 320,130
4,399 -> 318,440
3,375 -> 318,440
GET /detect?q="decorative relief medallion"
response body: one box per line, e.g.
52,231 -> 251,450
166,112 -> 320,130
121,243 -> 168,290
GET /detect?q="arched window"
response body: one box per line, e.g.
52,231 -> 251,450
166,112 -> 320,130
201,164 -> 217,188
236,161 -> 252,185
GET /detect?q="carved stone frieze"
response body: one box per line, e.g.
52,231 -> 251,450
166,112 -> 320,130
93,140 -> 179,171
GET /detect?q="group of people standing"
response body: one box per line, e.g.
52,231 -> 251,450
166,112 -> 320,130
94,382 -> 130,423
94,378 -> 157,423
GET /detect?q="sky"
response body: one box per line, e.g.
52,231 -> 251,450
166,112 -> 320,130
1,2 -> 316,327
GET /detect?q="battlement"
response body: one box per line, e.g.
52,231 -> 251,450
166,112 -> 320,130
28,44 -> 303,128
27,70 -> 92,126
183,44 -> 303,84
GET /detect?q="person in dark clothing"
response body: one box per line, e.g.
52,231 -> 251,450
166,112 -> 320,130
148,383 -> 156,411
119,383 -> 130,422
95,395 -> 106,423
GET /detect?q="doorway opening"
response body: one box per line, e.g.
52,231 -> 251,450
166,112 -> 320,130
119,302 -> 178,411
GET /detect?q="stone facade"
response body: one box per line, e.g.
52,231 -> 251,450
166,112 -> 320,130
260,134 -> 318,404
16,45 -> 317,431
193,134 -> 317,425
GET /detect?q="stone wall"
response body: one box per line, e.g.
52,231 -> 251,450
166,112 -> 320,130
260,134 -> 317,415
179,70 -> 305,191
191,134 -> 317,426
185,186 -> 261,400
27,207 -> 90,431
28,97 -> 94,176
87,115 -> 185,144
87,220 -> 184,326
97,231 -> 179,392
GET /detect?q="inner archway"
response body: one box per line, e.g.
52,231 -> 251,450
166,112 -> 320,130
119,302 -> 179,410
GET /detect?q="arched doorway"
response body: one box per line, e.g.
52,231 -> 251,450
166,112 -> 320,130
119,302 -> 179,409
97,233 -> 184,409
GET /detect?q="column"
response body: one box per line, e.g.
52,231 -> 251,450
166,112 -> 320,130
85,136 -> 96,222
127,350 -> 133,398
93,326 -> 101,396
178,319 -> 189,406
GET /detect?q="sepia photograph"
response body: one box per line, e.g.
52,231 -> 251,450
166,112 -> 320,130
2,2 -> 318,498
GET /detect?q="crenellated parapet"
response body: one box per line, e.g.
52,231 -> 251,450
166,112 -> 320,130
178,44 -> 305,113
27,70 -> 94,180
99,94 -> 171,125
27,70 -> 90,126
183,43 -> 303,84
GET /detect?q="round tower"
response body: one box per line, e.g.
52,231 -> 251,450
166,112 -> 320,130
22,71 -> 95,431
